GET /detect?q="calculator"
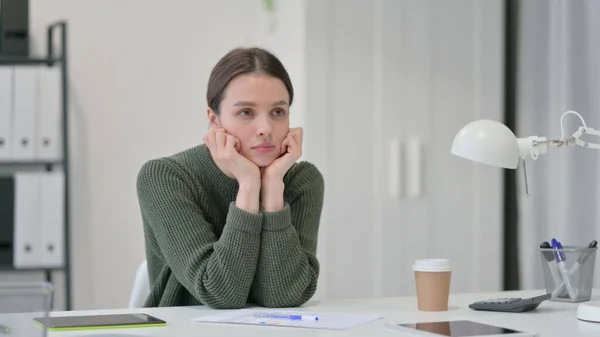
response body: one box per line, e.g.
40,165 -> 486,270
469,293 -> 551,312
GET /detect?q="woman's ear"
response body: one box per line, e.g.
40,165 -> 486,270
206,108 -> 220,128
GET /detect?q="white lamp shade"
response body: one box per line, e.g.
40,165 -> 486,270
451,119 -> 520,169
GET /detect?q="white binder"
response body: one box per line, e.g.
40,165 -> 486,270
37,66 -> 62,161
0,67 -> 13,161
12,67 -> 38,161
13,172 -> 42,268
39,170 -> 65,267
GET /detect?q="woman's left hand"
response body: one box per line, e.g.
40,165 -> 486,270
262,127 -> 303,182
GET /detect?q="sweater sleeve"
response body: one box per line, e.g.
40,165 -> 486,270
137,159 -> 263,309
250,163 -> 324,307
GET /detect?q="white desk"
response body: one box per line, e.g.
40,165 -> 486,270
39,289 -> 600,336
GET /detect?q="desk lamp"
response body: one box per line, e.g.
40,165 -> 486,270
450,110 -> 600,323
451,111 -> 600,197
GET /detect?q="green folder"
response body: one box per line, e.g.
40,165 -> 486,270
33,313 -> 166,331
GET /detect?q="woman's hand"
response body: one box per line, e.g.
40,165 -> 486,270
203,128 -> 260,186
260,128 -> 303,212
261,127 -> 304,182
204,127 -> 261,214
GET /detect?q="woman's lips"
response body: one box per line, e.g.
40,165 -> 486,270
252,143 -> 275,153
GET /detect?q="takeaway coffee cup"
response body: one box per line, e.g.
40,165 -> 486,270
413,259 -> 452,311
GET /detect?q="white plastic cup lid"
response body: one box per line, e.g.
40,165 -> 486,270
413,259 -> 451,272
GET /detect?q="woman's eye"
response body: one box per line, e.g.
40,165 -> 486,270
239,110 -> 252,117
272,109 -> 285,116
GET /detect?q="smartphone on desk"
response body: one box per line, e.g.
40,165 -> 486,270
385,320 -> 537,337
34,313 -> 166,331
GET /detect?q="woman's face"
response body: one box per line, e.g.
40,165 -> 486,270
207,73 -> 290,167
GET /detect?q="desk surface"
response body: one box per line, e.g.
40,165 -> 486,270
39,289 -> 600,336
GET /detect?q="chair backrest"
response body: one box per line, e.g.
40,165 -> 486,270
129,260 -> 150,308
0,281 -> 53,337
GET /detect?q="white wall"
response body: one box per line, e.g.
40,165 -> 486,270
28,0 -> 307,310
304,0 -> 504,300
253,0 -> 307,133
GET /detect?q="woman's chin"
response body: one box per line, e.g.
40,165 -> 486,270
250,155 -> 278,168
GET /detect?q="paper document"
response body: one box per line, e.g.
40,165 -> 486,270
192,309 -> 382,330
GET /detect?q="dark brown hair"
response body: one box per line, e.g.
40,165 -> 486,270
206,47 -> 294,114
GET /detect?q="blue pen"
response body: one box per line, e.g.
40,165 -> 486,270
551,239 -> 578,300
541,241 -> 564,296
551,240 -> 599,297
253,313 -> 319,321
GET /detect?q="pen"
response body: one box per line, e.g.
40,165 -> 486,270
541,241 -> 564,295
253,313 -> 319,321
552,239 -> 578,300
551,240 -> 597,298
0,324 -> 10,334
568,240 -> 598,275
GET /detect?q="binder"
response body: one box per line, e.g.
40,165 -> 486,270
12,66 -> 38,161
0,67 -> 13,161
37,66 -> 62,161
39,170 -> 64,267
13,172 -> 41,268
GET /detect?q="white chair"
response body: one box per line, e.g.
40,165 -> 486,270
128,260 -> 150,308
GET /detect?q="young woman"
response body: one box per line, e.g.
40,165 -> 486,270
136,47 -> 324,309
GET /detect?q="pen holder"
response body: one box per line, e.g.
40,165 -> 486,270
539,245 -> 597,302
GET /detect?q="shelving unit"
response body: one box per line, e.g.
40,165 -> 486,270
0,21 -> 71,310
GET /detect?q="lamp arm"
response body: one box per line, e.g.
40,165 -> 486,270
569,127 -> 600,149
524,126 -> 600,156
544,110 -> 600,149
515,115 -> 600,198
521,110 -> 600,155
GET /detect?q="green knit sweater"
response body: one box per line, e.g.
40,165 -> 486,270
136,144 -> 324,309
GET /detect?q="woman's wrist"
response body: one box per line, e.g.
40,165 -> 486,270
261,179 -> 285,212
236,180 -> 261,214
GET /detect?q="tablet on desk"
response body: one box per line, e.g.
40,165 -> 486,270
385,320 -> 537,337
33,313 -> 166,331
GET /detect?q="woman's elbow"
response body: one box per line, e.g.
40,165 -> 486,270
262,297 -> 309,308
262,287 -> 317,308
198,289 -> 250,309
203,296 -> 248,309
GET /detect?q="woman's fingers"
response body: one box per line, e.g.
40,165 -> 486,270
294,127 -> 303,146
281,135 -> 291,155
204,130 -> 215,152
282,127 -> 303,156
205,127 -> 242,156
225,135 -> 239,154
235,138 -> 241,152
215,131 -> 226,153
288,127 -> 303,145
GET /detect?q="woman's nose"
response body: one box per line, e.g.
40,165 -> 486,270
257,119 -> 272,136
258,128 -> 271,136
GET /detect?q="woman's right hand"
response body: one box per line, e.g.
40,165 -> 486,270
203,128 -> 260,186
